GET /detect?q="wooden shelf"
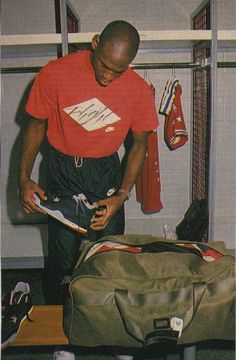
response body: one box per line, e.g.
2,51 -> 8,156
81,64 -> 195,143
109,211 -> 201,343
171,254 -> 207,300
218,30 -> 236,41
1,30 -> 235,47
139,30 -> 212,41
1,33 -> 62,46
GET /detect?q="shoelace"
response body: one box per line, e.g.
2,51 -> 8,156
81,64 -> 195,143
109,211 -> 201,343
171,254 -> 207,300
73,194 -> 96,215
74,157 -> 83,168
3,305 -> 20,324
1,283 -> 33,324
1,291 -> 20,319
73,194 -> 86,215
4,308 -> 33,323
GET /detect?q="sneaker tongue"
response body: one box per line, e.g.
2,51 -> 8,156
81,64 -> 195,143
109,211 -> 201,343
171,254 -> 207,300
12,291 -> 24,305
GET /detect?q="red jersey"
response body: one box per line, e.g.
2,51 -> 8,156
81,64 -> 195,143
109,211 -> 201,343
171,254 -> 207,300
26,50 -> 158,157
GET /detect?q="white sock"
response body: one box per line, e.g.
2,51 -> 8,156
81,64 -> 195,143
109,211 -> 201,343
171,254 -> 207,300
53,350 -> 75,360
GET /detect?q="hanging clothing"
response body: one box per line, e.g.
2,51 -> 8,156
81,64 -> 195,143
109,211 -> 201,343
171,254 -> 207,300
159,78 -> 179,116
159,80 -> 188,150
135,82 -> 163,213
136,130 -> 163,213
164,83 -> 188,150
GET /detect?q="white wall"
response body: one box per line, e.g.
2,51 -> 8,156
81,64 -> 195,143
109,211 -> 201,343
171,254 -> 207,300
212,0 -> 236,244
1,0 -> 57,267
1,0 -> 236,268
213,68 -> 236,240
69,0 -> 202,32
1,0 -> 56,35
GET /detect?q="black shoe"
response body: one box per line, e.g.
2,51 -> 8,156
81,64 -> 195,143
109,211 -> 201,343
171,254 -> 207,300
1,282 -> 33,349
34,193 -> 98,233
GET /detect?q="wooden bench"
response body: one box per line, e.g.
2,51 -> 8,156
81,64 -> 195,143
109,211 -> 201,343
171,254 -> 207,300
11,305 -> 68,346
11,305 -> 196,360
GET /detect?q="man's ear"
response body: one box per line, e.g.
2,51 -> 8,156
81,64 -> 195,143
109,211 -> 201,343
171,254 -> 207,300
91,34 -> 100,50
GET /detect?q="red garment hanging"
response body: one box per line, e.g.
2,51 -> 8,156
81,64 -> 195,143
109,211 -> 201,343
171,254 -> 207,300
135,130 -> 163,213
164,84 -> 188,150
135,82 -> 163,213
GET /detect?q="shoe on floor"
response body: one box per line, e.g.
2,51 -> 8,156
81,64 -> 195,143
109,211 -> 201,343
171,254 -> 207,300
53,350 -> 76,360
1,282 -> 33,349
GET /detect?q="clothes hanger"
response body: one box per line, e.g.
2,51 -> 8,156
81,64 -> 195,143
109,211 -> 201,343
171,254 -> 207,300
171,49 -> 178,81
143,69 -> 156,97
172,63 -> 176,80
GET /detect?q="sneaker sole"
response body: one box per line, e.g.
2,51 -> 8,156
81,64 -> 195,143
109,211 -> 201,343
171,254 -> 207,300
1,305 -> 33,350
34,196 -> 87,234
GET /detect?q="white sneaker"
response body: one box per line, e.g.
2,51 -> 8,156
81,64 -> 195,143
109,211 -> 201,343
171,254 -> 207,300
115,356 -> 134,360
163,223 -> 177,240
53,350 -> 75,360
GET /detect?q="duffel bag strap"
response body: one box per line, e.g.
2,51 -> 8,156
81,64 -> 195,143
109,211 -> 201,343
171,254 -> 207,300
145,317 -> 183,347
114,282 -> 206,346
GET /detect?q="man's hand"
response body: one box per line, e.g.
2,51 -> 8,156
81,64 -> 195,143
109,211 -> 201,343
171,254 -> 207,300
19,179 -> 47,214
90,130 -> 149,231
90,193 -> 126,231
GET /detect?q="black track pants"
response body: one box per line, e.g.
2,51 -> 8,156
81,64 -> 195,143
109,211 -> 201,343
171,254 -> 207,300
43,146 -> 125,304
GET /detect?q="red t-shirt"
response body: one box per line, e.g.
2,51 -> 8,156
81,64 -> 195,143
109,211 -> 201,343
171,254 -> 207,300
26,50 -> 158,157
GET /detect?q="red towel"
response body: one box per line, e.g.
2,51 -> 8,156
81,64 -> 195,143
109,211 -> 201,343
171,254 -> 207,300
164,84 -> 188,150
135,130 -> 163,213
135,82 -> 163,213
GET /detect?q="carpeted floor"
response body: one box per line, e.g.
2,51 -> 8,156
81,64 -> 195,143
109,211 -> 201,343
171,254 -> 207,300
1,269 -> 235,360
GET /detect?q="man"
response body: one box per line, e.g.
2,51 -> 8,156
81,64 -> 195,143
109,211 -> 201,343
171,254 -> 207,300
19,20 -> 158,360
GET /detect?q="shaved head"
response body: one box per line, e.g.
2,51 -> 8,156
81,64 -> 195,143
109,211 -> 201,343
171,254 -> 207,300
99,20 -> 140,61
91,20 -> 140,86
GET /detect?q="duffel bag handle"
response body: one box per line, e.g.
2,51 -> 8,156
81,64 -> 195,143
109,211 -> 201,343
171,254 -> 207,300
114,282 -> 206,345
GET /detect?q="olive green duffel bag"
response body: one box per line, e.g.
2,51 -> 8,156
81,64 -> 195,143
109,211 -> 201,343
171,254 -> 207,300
63,234 -> 235,348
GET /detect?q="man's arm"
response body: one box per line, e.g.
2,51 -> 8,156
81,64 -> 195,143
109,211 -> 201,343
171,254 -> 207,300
91,130 -> 148,230
19,117 -> 48,214
118,131 -> 148,200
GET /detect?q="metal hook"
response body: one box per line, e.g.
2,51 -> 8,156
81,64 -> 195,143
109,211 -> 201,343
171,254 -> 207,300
172,49 -> 176,78
172,63 -> 176,78
144,69 -> 152,85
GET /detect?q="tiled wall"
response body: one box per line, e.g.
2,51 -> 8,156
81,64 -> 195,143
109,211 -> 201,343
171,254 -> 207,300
1,0 -> 235,266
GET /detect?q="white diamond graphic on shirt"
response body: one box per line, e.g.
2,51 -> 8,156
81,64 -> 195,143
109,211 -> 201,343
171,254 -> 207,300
63,98 -> 120,131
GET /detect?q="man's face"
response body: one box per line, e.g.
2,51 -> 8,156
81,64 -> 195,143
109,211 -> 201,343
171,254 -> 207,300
91,40 -> 131,87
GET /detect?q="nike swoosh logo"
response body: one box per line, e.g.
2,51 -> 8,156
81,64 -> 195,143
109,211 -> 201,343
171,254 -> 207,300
105,126 -> 115,132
